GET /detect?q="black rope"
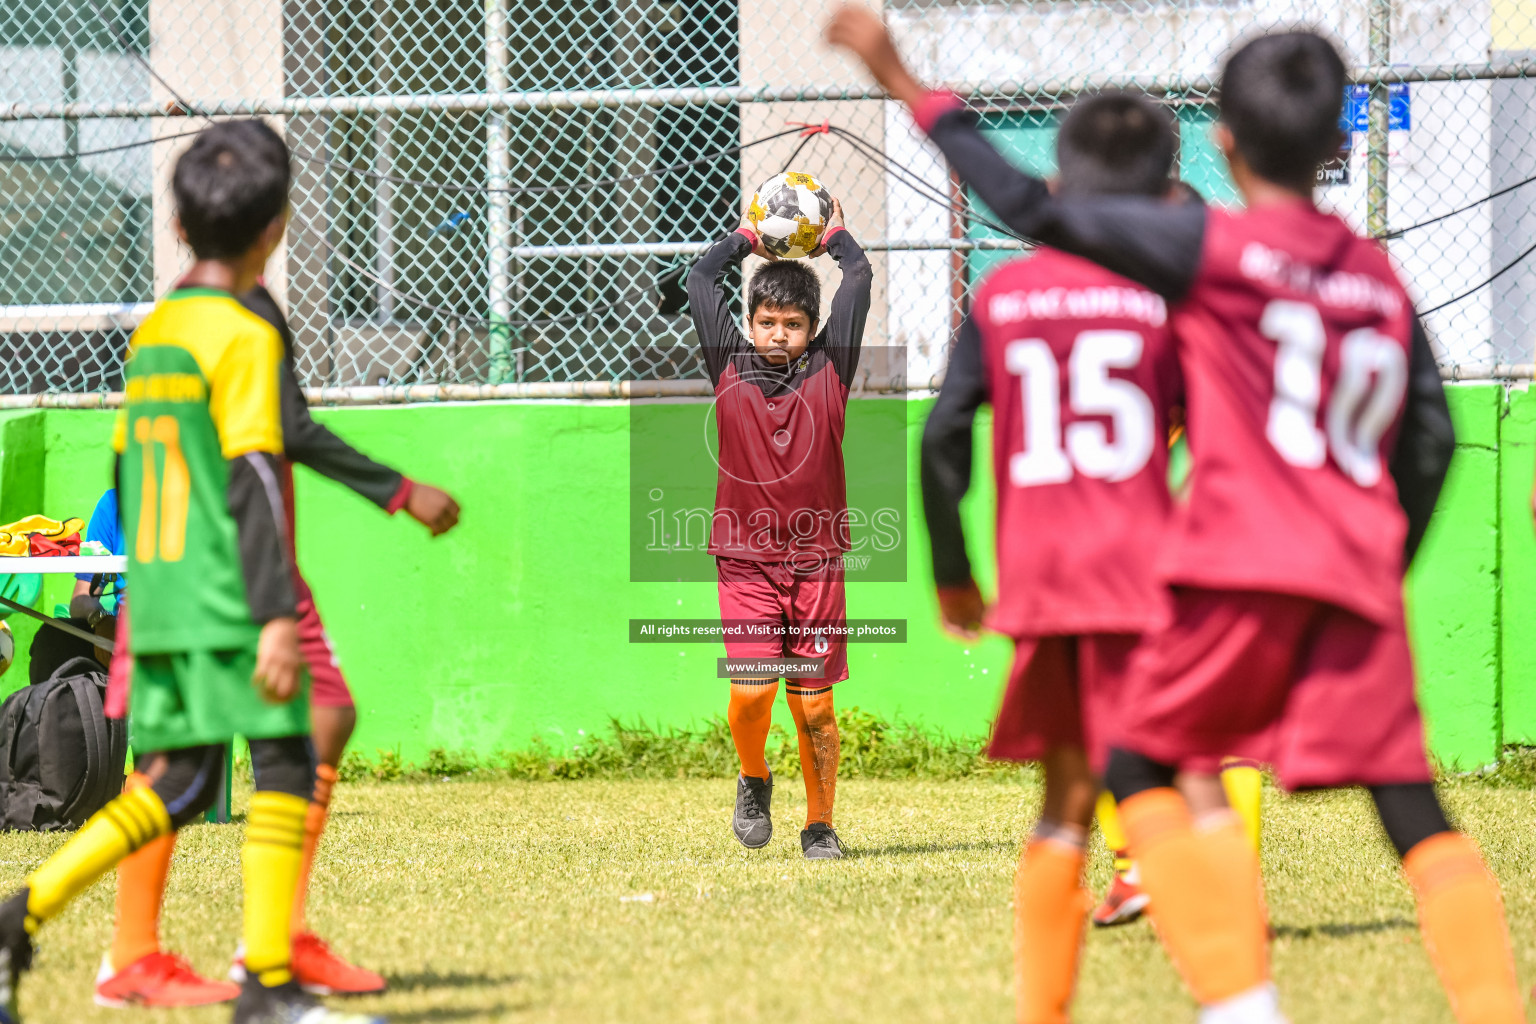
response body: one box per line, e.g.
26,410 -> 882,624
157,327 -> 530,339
297,215 -> 693,329
1376,171 -> 1536,241
0,128 -> 204,163
301,126 -> 805,197
829,125 -> 1030,244
776,131 -> 820,175
1420,239 -> 1536,315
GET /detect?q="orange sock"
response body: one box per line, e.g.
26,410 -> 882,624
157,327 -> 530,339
1119,789 -> 1267,1005
1015,835 -> 1088,1024
1403,832 -> 1525,1024
1197,809 -> 1269,948
110,773 -> 176,971
291,762 -> 337,935
786,686 -> 839,827
727,680 -> 778,780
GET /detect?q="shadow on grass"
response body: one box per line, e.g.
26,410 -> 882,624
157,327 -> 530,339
388,1004 -> 532,1022
387,970 -> 523,991
1272,917 -> 1415,940
846,839 -> 1015,859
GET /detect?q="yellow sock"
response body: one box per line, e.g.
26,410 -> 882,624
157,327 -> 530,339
1096,791 -> 1132,873
242,792 -> 309,988
1220,762 -> 1263,855
26,786 -> 171,929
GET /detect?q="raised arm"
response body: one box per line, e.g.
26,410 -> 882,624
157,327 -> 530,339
825,5 -> 1206,300
920,317 -> 988,635
686,230 -> 753,385
1390,316 -> 1454,567
818,223 -> 873,384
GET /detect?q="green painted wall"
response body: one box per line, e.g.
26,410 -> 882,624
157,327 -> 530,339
1500,386 -> 1536,747
1406,387 -> 1501,768
0,384 -> 1525,770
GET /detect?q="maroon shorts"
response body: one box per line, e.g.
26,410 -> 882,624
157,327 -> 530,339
294,572 -> 353,709
716,556 -> 848,683
1112,588 -> 1431,790
103,572 -> 354,720
988,634 -> 1138,773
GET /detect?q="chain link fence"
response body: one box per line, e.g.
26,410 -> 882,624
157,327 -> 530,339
1,0 -> 1533,398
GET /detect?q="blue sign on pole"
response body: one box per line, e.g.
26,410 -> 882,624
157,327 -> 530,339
1345,83 -> 1411,132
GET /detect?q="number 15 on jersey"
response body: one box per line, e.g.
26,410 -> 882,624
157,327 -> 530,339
1006,330 -> 1156,488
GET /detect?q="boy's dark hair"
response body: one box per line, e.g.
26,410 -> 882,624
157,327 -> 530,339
1219,30 -> 1347,191
1056,91 -> 1177,198
172,120 -> 291,260
748,260 -> 821,323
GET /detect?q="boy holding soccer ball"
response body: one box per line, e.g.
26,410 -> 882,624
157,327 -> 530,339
686,191 -> 871,859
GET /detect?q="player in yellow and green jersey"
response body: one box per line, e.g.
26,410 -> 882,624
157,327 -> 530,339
0,121 -> 379,1024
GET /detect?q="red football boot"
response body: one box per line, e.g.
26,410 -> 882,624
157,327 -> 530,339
1092,871 -> 1151,927
95,951 -> 240,1008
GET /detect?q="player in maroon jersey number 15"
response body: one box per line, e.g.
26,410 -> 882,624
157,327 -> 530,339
922,91 -> 1188,1023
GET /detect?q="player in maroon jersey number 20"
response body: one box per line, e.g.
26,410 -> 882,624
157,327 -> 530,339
920,92 -> 1187,1024
686,199 -> 872,860
828,11 -> 1525,1024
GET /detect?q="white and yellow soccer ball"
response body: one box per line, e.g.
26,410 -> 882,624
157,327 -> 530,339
747,172 -> 834,259
0,621 -> 12,678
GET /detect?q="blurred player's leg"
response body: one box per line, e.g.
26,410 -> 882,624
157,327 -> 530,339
787,685 -> 841,858
108,776 -> 172,968
1091,791 -> 1148,927
1375,785 -> 1523,1024
1220,761 -> 1263,853
1016,745 -> 1095,1024
727,679 -> 778,849
280,593 -> 387,997
0,745 -> 225,1022
233,736 -> 385,1024
96,774 -> 238,1008
1095,761 -> 1262,930
1108,756 -> 1275,1023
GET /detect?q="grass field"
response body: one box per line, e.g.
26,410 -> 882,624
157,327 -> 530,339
0,773 -> 1531,1023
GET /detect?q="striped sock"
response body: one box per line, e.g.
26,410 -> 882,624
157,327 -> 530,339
242,792 -> 309,988
26,786 -> 172,931
110,774 -> 178,970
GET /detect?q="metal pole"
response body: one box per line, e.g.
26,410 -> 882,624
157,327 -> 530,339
485,0 -> 513,383
1367,0 -> 1392,237
374,0 -> 396,320
9,62 -> 1533,122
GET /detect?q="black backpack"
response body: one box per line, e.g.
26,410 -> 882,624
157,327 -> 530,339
0,656 -> 128,831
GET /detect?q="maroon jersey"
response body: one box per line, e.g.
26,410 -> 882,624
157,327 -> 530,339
923,248 -> 1182,636
1162,203 -> 1415,623
686,228 -> 872,567
916,91 -> 1454,626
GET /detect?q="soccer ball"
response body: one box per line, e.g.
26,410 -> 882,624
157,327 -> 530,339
747,172 -> 834,259
0,621 -> 12,677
